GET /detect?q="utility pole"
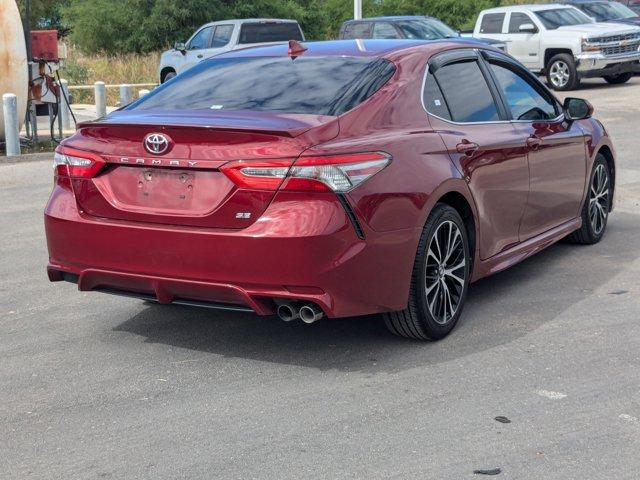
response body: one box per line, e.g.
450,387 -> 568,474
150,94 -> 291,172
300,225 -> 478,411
354,0 -> 362,20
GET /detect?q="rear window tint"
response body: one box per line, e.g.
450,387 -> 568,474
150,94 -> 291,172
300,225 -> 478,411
130,56 -> 396,116
239,23 -> 303,44
479,13 -> 505,33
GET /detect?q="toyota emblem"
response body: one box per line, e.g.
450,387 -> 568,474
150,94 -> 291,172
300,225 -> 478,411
144,133 -> 171,155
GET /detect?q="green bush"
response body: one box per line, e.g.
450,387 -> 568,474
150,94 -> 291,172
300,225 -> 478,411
59,0 -> 527,55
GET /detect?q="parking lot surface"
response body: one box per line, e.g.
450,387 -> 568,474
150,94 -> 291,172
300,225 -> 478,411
2,78 -> 640,479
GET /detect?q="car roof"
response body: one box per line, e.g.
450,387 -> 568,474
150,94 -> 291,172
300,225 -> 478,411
201,18 -> 299,27
212,39 -> 475,59
481,3 -> 576,13
343,16 -> 436,22
561,0 -> 610,3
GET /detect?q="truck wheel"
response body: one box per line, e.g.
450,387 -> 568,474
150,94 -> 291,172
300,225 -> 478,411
546,54 -> 580,91
603,72 -> 633,85
162,70 -> 177,83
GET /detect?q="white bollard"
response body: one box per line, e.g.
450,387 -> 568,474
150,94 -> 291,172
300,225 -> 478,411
59,78 -> 72,130
2,93 -> 20,156
138,89 -> 150,99
119,84 -> 133,107
94,81 -> 106,118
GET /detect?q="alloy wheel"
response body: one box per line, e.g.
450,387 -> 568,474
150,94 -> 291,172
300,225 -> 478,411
425,221 -> 466,325
589,163 -> 609,235
550,61 -> 570,88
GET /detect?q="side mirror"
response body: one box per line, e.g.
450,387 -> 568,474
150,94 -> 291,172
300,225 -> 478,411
518,23 -> 537,33
564,97 -> 594,120
174,42 -> 187,54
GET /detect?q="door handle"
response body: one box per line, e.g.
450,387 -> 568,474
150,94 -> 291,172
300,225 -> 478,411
197,54 -> 203,59
526,136 -> 542,150
456,140 -> 479,155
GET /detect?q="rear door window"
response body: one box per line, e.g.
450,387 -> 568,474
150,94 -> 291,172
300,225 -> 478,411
426,61 -> 500,123
423,74 -> 451,120
479,13 -> 506,33
238,23 -> 303,44
342,22 -> 374,39
131,56 -> 396,116
373,22 -> 399,39
211,25 -> 234,48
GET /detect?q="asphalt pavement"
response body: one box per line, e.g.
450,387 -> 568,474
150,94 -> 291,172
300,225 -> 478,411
2,77 -> 640,480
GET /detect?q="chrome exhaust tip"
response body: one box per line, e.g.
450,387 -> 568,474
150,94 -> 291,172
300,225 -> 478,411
277,303 -> 299,322
299,304 -> 324,324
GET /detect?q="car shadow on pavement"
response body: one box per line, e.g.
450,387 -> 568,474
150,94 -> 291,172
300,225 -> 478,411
114,212 -> 640,373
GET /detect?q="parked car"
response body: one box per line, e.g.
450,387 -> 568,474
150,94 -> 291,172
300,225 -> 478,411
561,0 -> 640,25
46,39 -> 615,341
158,19 -> 304,83
617,0 -> 640,15
474,4 -> 640,90
340,16 -> 506,50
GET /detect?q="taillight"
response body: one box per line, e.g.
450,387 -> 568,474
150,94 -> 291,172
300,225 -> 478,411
220,152 -> 390,193
54,146 -> 106,178
219,159 -> 294,190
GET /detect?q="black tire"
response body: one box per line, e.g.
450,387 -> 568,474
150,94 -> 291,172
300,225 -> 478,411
603,72 -> 633,85
546,53 -> 580,91
566,154 -> 612,244
162,70 -> 177,83
384,204 -> 472,341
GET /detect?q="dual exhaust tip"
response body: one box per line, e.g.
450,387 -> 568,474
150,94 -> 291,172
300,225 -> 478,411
277,302 -> 324,324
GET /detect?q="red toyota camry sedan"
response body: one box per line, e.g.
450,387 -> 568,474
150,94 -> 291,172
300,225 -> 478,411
45,40 -> 615,340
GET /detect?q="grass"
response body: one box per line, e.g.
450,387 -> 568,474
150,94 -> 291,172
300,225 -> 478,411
60,46 -> 161,106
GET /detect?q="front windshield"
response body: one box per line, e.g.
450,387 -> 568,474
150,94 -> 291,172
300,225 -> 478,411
580,2 -> 638,21
535,8 -> 594,29
397,19 -> 459,39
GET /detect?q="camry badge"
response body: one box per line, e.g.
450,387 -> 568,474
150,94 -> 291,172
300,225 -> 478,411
144,133 -> 171,155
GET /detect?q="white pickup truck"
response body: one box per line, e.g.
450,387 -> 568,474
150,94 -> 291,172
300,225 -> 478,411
474,3 -> 640,90
158,19 -> 305,83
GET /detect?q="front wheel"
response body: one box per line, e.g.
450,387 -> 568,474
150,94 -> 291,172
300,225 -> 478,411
566,154 -> 612,244
603,72 -> 633,85
162,70 -> 177,83
546,54 -> 580,91
384,204 -> 472,341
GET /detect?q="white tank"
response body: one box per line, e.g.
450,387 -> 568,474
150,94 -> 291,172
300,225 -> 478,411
0,0 -> 28,141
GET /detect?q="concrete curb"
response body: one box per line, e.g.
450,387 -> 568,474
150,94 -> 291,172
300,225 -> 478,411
0,152 -> 52,165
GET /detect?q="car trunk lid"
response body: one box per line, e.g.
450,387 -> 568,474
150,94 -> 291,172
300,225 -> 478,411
63,110 -> 339,229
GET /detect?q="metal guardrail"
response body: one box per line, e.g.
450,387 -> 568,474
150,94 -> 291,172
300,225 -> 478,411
68,82 -> 157,90
2,80 -> 157,156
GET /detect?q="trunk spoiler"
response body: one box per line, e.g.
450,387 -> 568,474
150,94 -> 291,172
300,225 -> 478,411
78,110 -> 337,138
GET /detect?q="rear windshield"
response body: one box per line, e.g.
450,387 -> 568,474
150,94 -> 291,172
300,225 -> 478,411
130,56 -> 396,116
534,8 -> 593,29
239,23 -> 303,44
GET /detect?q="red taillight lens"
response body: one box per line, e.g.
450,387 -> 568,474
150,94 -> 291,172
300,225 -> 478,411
220,152 -> 390,193
54,146 -> 106,178
219,159 -> 294,190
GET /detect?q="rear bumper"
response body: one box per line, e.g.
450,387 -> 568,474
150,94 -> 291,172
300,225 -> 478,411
45,184 -> 418,318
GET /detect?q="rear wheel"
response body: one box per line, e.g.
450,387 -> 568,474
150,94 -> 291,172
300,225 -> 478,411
566,154 -> 611,244
384,204 -> 471,341
603,72 -> 633,85
546,54 -> 580,91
